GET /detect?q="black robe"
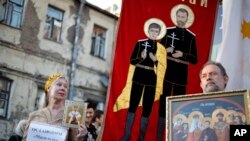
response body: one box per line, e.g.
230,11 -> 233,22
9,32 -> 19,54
161,26 -> 198,86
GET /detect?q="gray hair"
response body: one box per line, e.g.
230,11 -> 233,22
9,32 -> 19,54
200,61 -> 228,77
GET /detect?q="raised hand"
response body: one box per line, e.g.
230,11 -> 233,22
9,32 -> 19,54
149,52 -> 157,62
141,50 -> 147,59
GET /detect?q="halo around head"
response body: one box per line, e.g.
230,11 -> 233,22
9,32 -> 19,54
170,4 -> 194,28
236,112 -> 246,123
212,108 -> 227,122
188,111 -> 204,126
173,114 -> 188,124
144,18 -> 166,40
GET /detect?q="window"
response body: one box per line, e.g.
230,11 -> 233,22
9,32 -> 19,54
0,77 -> 12,118
44,6 -> 64,42
90,25 -> 107,59
0,0 -> 24,28
34,87 -> 44,110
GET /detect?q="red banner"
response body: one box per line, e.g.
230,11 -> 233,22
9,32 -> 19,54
102,0 -> 219,141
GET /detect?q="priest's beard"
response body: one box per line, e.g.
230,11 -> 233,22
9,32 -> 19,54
204,84 -> 219,93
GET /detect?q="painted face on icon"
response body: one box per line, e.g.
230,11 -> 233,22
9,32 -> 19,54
176,11 -> 188,28
148,27 -> 160,40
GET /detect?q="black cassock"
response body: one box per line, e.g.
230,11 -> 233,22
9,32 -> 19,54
159,26 -> 198,117
161,26 -> 198,95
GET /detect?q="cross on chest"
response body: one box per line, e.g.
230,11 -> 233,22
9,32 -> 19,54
167,32 -> 179,48
141,41 -> 151,53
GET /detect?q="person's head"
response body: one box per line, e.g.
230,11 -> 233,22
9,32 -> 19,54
86,102 -> 95,125
228,113 -> 235,121
200,61 -> 228,93
204,121 -> 210,128
176,118 -> 183,125
15,119 -> 27,137
234,115 -> 243,125
182,123 -> 188,130
41,73 -> 68,108
176,8 -> 189,28
148,23 -> 161,40
216,112 -> 224,121
193,114 -> 199,119
92,110 -> 104,126
73,105 -> 79,111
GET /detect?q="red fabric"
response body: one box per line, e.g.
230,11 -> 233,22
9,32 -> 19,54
102,0 -> 219,141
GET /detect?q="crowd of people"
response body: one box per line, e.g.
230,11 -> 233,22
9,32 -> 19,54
8,59 -> 232,141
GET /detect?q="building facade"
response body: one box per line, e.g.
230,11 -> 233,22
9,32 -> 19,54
0,0 -> 118,139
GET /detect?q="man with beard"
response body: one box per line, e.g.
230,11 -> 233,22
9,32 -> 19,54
187,114 -> 202,141
199,61 -> 228,93
157,7 -> 198,140
199,62 -> 229,141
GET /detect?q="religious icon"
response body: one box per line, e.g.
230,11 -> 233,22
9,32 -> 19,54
115,18 -> 167,140
157,4 -> 198,139
113,17 -> 167,112
166,89 -> 250,141
62,100 -> 87,128
170,4 -> 195,28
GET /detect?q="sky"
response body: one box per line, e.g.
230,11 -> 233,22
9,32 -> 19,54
86,0 -> 122,11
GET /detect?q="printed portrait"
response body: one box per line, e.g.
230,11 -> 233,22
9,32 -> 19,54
63,100 -> 87,128
170,4 -> 195,28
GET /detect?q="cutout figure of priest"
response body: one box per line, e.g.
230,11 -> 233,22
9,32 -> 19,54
115,18 -> 167,141
157,4 -> 198,140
